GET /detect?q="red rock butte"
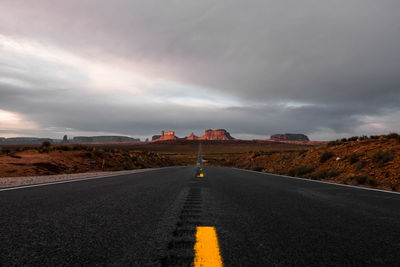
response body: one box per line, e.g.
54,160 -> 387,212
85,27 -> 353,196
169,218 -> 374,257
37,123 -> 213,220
156,130 -> 178,141
152,129 -> 234,142
195,129 -> 234,141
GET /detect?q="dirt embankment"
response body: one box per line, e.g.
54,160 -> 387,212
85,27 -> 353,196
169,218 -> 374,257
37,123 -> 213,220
0,145 -> 173,178
207,136 -> 400,191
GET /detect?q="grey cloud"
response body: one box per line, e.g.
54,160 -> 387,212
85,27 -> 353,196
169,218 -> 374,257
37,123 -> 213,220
1,0 -> 400,139
0,80 -> 371,140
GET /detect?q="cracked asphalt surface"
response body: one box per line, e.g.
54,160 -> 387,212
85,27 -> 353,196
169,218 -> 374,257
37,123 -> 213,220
1,166 -> 400,266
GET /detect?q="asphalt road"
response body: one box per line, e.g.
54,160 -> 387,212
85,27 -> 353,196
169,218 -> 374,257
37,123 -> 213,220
1,166 -> 400,266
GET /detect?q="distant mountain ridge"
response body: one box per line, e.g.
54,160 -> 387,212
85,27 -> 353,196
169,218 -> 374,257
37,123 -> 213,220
73,136 -> 140,143
0,135 -> 141,144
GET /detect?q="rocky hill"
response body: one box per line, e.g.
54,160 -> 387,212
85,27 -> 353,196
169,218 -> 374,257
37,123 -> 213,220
0,145 -> 172,179
271,133 -> 309,142
213,134 -> 400,191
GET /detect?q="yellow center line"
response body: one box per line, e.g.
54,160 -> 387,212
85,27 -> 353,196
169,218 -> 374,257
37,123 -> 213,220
194,226 -> 224,267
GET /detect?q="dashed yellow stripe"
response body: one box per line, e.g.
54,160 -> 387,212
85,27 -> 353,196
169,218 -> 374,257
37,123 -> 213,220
194,226 -> 223,267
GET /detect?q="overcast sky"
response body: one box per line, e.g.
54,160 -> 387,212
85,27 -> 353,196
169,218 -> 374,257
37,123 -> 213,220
1,0 -> 400,140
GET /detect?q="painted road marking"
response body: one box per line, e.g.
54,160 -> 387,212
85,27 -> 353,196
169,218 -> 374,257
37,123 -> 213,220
235,167 -> 400,195
0,167 -> 179,192
194,226 -> 223,267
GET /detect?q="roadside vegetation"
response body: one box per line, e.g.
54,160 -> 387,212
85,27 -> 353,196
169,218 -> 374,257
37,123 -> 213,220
206,133 -> 400,192
0,144 -> 172,177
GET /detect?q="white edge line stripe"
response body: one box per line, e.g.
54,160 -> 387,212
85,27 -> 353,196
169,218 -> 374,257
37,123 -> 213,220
232,167 -> 400,195
0,166 -> 180,192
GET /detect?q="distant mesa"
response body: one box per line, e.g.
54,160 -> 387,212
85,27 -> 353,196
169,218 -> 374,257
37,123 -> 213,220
0,137 -> 53,144
0,135 -> 141,145
152,129 -> 234,142
196,129 -> 234,141
152,135 -> 161,141
72,136 -> 140,143
270,133 -> 309,142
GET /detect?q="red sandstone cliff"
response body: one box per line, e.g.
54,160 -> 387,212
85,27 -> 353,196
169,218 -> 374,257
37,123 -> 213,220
153,129 -> 234,142
153,130 -> 178,141
195,129 -> 234,141
186,132 -> 198,140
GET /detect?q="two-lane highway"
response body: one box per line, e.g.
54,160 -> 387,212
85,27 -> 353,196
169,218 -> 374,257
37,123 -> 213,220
205,167 -> 400,266
1,166 -> 400,266
0,167 -> 192,266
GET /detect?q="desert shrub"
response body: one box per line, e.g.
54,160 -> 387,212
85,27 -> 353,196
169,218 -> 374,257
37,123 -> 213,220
40,141 -> 52,153
251,152 -> 259,159
41,141 -> 51,148
352,175 -> 377,186
309,169 -> 340,180
344,175 -> 365,185
93,149 -> 105,158
73,145 -> 88,151
298,149 -> 308,155
390,183 -> 400,192
348,136 -> 359,142
123,163 -> 133,170
355,161 -> 367,171
58,145 -> 73,151
359,135 -> 368,141
84,151 -> 93,158
264,151 -> 280,155
320,151 -> 335,163
327,140 -> 343,146
372,150 -> 394,167
348,153 -> 360,164
386,133 -> 400,139
288,166 -> 314,177
386,133 -> 400,144
251,166 -> 264,172
369,135 -> 379,139
327,141 -> 336,146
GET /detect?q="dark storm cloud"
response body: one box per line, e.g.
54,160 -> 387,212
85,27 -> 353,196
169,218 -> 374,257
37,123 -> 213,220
1,0 -> 400,139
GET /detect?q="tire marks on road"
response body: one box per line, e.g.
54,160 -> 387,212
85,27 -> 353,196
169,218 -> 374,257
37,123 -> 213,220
161,177 -> 205,266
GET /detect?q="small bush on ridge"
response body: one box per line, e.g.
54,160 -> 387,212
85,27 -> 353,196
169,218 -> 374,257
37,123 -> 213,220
320,151 -> 335,163
372,150 -> 394,168
288,166 -> 315,177
309,169 -> 341,180
348,153 -> 360,164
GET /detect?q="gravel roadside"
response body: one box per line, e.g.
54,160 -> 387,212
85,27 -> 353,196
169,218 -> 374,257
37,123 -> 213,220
0,168 -> 158,189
